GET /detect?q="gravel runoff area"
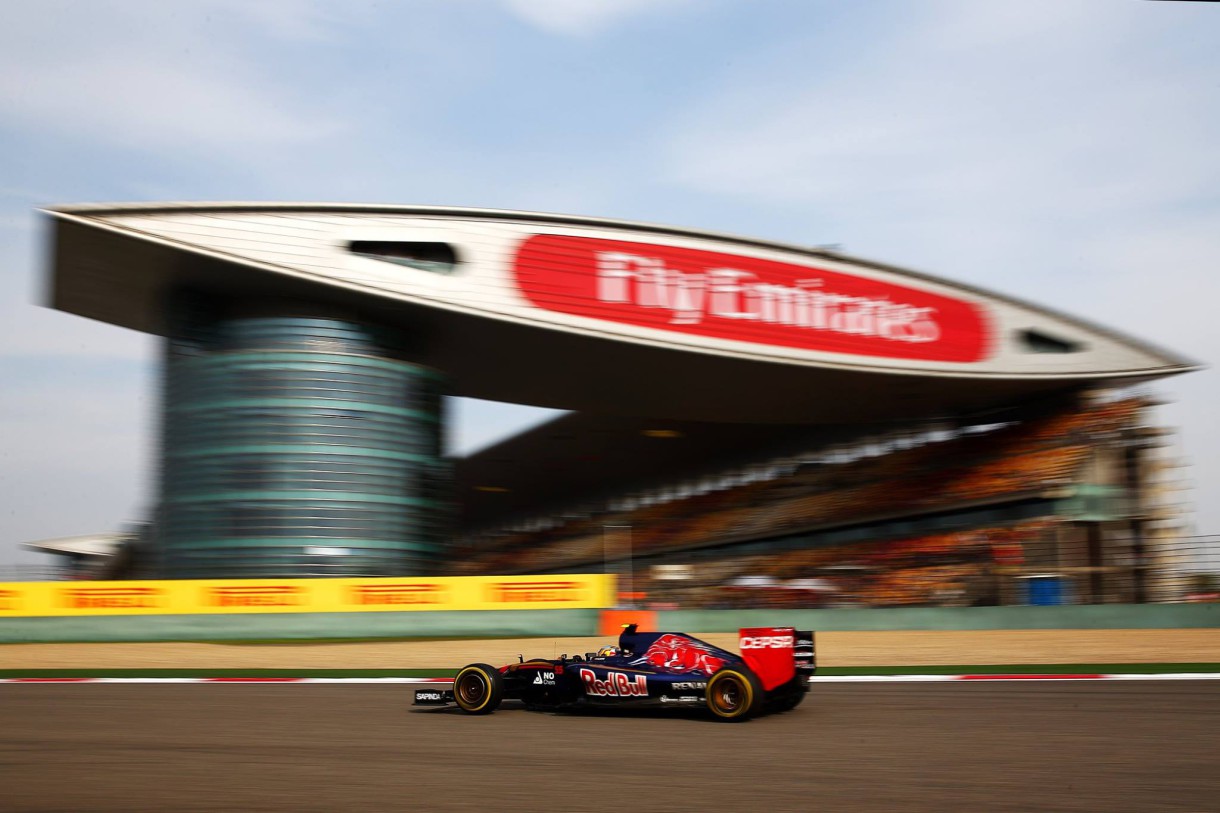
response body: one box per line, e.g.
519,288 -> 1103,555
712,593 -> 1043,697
2,629 -> 1218,670
2,682 -> 1218,812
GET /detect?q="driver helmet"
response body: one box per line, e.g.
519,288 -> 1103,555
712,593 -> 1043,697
596,645 -> 621,659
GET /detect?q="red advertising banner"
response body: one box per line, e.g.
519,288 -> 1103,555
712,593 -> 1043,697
513,234 -> 991,363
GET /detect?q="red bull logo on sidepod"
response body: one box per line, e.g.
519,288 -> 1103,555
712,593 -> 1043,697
631,634 -> 728,675
579,669 -> 649,697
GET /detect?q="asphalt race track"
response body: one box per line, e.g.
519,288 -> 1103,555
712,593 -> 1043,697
1,682 -> 1217,812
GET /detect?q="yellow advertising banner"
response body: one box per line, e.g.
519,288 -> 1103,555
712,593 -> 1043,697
0,574 -> 615,617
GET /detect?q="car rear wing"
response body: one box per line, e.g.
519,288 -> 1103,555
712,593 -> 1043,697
739,627 -> 816,691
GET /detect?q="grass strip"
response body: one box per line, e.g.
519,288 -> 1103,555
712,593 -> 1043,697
2,663 -> 1219,679
198,636 -> 546,646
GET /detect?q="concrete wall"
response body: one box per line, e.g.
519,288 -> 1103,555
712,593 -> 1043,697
0,604 -> 1214,644
660,604 -> 1220,632
0,609 -> 601,643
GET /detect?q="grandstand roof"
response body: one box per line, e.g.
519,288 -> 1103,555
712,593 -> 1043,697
44,203 -> 1196,425
453,391 -> 1112,530
454,410 -> 858,528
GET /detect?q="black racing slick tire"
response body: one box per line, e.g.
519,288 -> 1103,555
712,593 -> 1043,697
769,691 -> 806,714
452,663 -> 504,715
765,675 -> 810,714
705,666 -> 764,721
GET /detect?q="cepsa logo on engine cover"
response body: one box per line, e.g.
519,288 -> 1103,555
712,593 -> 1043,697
740,634 -> 795,649
579,668 -> 649,697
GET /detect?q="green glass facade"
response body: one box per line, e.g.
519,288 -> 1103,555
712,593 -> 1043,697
157,306 -> 450,578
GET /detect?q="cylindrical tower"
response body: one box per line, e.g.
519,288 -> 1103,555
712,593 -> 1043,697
156,297 -> 451,578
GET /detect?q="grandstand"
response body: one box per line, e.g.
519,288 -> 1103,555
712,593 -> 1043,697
454,392 -> 1192,607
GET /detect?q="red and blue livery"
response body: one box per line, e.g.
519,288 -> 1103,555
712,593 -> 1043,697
413,625 -> 815,721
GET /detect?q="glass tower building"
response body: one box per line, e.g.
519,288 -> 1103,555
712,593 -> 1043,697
156,299 -> 450,578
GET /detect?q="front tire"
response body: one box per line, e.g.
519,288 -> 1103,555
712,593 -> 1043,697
705,666 -> 764,721
452,663 -> 504,715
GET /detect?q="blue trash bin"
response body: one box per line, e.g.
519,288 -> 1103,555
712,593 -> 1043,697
1025,575 -> 1066,606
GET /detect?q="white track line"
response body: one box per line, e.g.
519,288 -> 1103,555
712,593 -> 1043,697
1097,673 -> 1220,681
3,674 -> 1220,684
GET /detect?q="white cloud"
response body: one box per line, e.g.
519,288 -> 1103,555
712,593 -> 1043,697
194,0 -> 350,42
0,1 -> 345,153
499,0 -> 691,36
666,6 -> 1219,224
0,57 -> 344,152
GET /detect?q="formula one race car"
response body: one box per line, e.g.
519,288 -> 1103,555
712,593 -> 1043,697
413,625 -> 814,721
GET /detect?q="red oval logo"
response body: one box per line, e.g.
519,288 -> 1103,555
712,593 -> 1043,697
512,234 -> 991,363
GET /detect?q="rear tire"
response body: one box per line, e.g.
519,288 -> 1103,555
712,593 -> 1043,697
769,691 -> 806,713
452,663 -> 504,715
766,675 -> 810,714
705,666 -> 764,721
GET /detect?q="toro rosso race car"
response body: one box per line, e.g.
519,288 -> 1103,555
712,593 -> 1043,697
414,625 -> 814,721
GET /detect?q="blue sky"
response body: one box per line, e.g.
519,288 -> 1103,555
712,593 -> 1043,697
1,0 -> 1217,566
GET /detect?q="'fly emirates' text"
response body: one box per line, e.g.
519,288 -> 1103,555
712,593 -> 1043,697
596,251 -> 941,344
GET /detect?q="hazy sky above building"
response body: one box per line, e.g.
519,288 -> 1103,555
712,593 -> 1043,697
0,0 -> 1217,566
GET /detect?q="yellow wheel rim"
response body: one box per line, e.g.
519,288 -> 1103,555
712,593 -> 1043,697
455,668 -> 493,712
